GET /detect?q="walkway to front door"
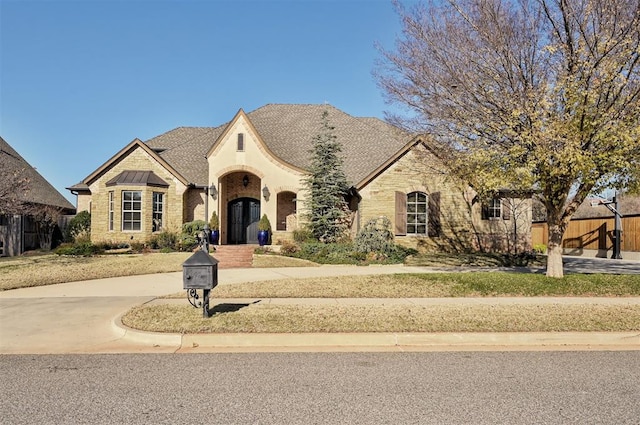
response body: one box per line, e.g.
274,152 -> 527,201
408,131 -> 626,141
227,197 -> 260,244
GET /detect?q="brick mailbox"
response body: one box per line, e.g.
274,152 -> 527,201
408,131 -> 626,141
183,250 -> 219,317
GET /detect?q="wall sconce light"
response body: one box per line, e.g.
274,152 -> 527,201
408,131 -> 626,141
209,183 -> 217,200
262,185 -> 270,201
243,175 -> 249,187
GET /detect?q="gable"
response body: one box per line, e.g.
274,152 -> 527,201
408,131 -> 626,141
357,138 -> 448,191
206,109 -> 306,176
80,139 -> 188,188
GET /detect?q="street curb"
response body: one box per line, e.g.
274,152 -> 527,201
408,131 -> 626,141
113,315 -> 640,351
112,314 -> 182,347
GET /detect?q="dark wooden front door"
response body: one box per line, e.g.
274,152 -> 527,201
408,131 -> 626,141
227,198 -> 260,244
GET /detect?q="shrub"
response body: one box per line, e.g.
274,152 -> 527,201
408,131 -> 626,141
55,242 -> 103,256
182,220 -> 207,236
293,228 -> 315,243
180,220 -> 207,251
209,211 -> 220,231
258,214 -> 272,232
65,211 -> 91,242
533,244 -> 547,254
179,234 -> 198,251
129,241 -> 145,253
279,240 -> 299,255
73,230 -> 92,245
354,217 -> 395,255
150,230 -> 178,250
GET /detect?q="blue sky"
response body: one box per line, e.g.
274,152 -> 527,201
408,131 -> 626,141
1,0 -> 407,205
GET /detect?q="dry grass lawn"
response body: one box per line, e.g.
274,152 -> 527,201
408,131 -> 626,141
173,273 -> 640,299
122,303 -> 640,333
0,252 -> 191,290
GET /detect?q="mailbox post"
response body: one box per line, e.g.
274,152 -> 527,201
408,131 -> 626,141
182,249 -> 219,317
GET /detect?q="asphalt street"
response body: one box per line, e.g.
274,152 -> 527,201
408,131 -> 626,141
1,351 -> 639,424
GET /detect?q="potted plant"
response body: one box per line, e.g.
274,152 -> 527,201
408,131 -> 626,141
209,211 -> 220,245
257,214 -> 271,246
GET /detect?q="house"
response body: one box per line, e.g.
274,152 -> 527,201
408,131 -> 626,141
68,104 -> 531,252
532,194 -> 640,260
0,137 -> 76,256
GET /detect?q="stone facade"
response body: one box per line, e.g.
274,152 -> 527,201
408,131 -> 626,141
88,145 -> 187,244
70,105 -> 532,252
358,144 -> 531,253
206,114 -> 307,245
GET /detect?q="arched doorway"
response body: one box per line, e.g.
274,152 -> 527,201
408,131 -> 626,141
227,197 -> 260,244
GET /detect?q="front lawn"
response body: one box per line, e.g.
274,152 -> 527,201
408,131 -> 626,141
204,273 -> 640,298
0,252 -> 191,291
122,303 -> 640,334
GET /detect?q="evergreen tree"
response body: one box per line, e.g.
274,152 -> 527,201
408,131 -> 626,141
303,110 -> 350,243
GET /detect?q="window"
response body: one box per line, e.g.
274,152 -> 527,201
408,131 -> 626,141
407,192 -> 428,234
483,198 -> 502,219
122,191 -> 142,231
108,191 -> 114,231
153,192 -> 164,232
237,133 -> 244,151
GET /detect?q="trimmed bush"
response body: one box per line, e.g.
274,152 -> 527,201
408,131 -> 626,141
65,211 -> 91,242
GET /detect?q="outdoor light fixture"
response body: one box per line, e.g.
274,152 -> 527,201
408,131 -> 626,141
209,183 -> 217,199
262,185 -> 270,201
243,175 -> 249,187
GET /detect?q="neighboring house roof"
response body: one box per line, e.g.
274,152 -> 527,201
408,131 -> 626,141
574,195 -> 640,219
0,136 -> 75,212
144,104 -> 412,186
532,194 -> 640,222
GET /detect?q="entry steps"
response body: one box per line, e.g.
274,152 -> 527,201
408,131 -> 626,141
210,244 -> 257,268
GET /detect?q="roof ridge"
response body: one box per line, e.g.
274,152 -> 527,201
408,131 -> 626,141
247,103 -> 339,114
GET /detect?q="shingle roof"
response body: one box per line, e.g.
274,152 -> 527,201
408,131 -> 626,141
145,126 -> 227,185
0,137 -> 76,211
143,104 -> 412,186
532,194 -> 640,222
245,104 -> 411,185
573,195 -> 640,219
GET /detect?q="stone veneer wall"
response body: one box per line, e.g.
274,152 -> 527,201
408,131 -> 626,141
184,189 -> 205,224
358,145 -> 532,252
76,192 -> 92,213
89,147 -> 187,244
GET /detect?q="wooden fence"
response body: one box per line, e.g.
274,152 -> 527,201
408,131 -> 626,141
532,215 -> 640,253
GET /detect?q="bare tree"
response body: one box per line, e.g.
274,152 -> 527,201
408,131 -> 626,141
377,0 -> 640,277
0,166 -> 30,216
28,204 -> 65,250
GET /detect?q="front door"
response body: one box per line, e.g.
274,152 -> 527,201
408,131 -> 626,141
227,198 -> 260,244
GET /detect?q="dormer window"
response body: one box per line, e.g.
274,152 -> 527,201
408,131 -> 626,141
237,133 -> 244,151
